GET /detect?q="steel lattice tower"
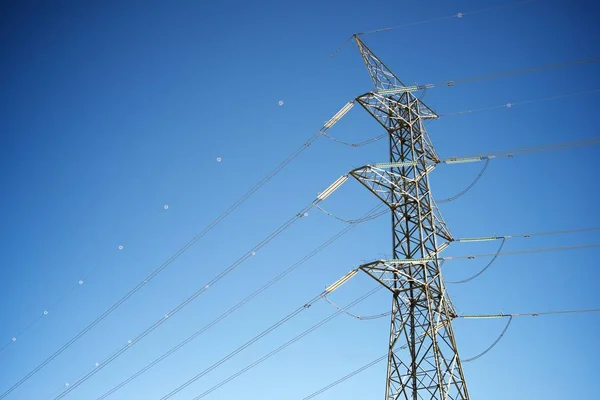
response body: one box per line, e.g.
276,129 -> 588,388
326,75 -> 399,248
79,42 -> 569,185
349,36 -> 470,400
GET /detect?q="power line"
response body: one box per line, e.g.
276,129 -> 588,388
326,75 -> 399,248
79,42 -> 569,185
49,179 -> 352,400
2,99 -> 356,361
190,287 -> 382,400
42,364 -> 95,400
300,331 -> 431,400
0,100 -> 356,398
301,355 -> 388,400
157,270 -> 362,400
88,204 -> 384,400
0,145 -> 307,397
0,206 -> 170,356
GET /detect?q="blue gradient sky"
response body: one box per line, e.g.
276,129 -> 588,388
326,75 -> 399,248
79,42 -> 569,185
1,1 -> 599,399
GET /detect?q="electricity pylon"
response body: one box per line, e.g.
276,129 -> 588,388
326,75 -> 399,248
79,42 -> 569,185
349,35 -> 470,400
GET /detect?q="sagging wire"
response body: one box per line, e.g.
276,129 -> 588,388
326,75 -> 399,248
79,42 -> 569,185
446,226 -> 600,282
315,203 -> 388,224
462,316 -> 513,362
320,131 -> 387,147
322,293 -> 391,321
446,237 -> 506,284
437,158 -> 490,203
457,307 -> 600,360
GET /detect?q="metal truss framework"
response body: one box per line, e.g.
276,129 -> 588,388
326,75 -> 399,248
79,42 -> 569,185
350,36 -> 470,400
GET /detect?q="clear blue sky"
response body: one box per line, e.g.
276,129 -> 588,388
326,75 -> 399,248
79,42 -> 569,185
1,0 -> 599,399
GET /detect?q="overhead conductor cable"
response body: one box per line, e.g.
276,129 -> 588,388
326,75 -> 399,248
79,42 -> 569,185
157,268 -> 362,400
47,175 -> 353,400
0,99 -> 358,399
191,287 -> 382,399
87,204 -> 385,400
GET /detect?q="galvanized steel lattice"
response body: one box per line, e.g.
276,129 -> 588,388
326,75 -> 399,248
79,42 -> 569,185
350,36 -> 470,400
